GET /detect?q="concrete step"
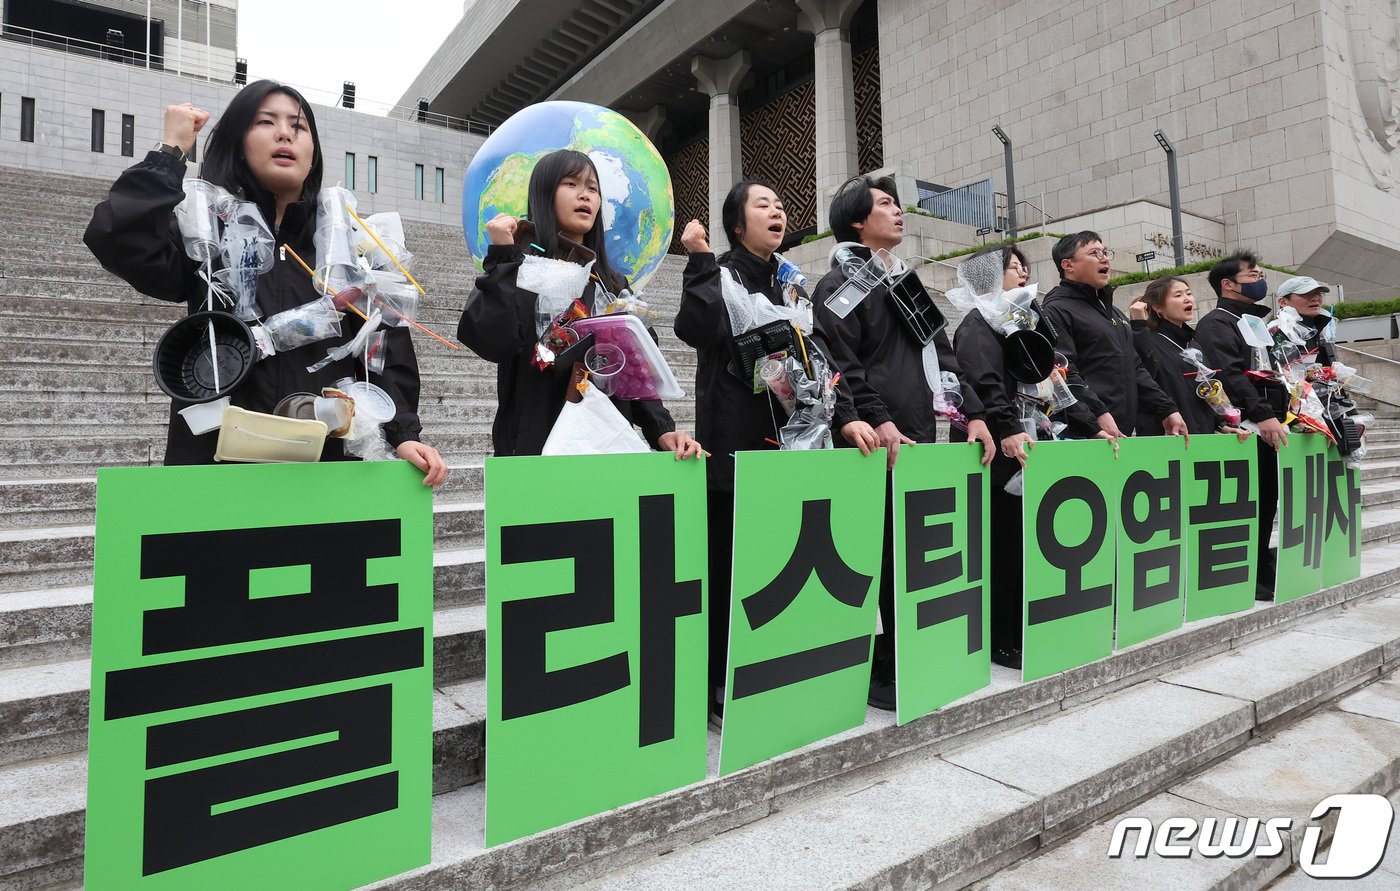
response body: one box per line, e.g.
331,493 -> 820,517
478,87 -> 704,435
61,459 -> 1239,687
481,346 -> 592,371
0,496 -> 489,592
0,677 -> 486,888
0,596 -> 487,765
574,592 -> 1400,891
977,680 -> 1400,889
4,540 -> 1398,891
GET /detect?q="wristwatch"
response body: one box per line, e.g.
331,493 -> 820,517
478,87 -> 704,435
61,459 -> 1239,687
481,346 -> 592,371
154,141 -> 185,160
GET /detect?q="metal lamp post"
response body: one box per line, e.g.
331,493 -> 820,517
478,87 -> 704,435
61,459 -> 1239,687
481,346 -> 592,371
992,124 -> 1017,239
1154,129 -> 1186,268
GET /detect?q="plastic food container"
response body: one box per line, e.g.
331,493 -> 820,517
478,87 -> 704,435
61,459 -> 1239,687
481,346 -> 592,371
213,407 -> 327,463
570,314 -> 685,400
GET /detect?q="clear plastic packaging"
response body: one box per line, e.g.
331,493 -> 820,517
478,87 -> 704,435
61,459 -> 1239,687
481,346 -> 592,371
368,271 -> 420,328
584,343 -> 626,396
174,179 -> 227,263
314,186 -> 369,298
760,358 -> 797,414
571,313 -> 685,400
364,330 -> 387,375
307,311 -> 382,374
219,200 -> 275,320
261,297 -> 343,352
354,212 -> 409,271
518,255 -> 594,337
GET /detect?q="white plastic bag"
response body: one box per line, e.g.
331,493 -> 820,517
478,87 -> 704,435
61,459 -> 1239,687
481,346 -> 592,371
542,385 -> 650,456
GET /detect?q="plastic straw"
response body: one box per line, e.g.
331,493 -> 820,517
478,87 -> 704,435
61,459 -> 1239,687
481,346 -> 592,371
282,244 -> 459,350
203,258 -> 221,393
346,205 -> 427,297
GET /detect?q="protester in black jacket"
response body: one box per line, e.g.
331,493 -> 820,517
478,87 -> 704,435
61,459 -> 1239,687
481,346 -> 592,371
84,82 -> 446,484
1195,251 -> 1289,599
953,244 -> 1104,669
1128,276 -> 1237,436
1276,276 -> 1338,366
674,178 -> 877,718
458,150 -> 701,459
1041,232 -> 1187,440
813,174 -> 995,709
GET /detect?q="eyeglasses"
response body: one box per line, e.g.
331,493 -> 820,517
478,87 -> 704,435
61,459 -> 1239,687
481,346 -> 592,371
1079,248 -> 1114,261
1233,269 -> 1264,282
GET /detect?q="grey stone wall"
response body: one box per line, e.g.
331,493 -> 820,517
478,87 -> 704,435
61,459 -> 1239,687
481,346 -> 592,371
875,0 -> 1343,272
0,40 -> 484,225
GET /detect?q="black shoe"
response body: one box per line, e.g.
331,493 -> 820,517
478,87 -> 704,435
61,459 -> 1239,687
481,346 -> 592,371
1255,586 -> 1275,602
991,647 -> 1023,670
708,691 -> 724,730
867,678 -> 896,711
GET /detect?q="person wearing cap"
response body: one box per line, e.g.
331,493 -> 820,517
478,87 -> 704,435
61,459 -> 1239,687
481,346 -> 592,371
812,173 -> 996,710
1040,232 -> 1190,441
1275,276 -> 1337,366
1194,251 -> 1289,600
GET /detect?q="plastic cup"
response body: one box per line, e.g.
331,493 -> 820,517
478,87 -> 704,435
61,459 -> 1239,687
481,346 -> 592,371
760,359 -> 798,413
314,394 -> 355,437
153,311 -> 256,403
584,343 -> 626,395
340,380 -> 395,424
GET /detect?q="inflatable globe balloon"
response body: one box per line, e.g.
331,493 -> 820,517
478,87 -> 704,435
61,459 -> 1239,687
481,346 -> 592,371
463,101 -> 675,290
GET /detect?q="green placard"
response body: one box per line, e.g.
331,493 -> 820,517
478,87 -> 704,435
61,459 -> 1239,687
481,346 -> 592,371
484,453 -> 708,846
1183,435 -> 1258,622
719,449 -> 885,775
892,443 -> 990,725
1323,445 -> 1363,587
1022,440 -> 1118,682
86,461 -> 433,891
1114,437 -> 1186,649
1276,434 -> 1328,603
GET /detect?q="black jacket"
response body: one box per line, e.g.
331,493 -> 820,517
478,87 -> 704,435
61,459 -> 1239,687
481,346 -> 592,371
457,243 -> 675,457
812,246 -> 984,443
1131,319 -> 1223,435
1041,278 -> 1176,434
1193,300 -> 1287,424
84,150 -> 425,466
675,245 -> 856,491
954,307 -> 1101,486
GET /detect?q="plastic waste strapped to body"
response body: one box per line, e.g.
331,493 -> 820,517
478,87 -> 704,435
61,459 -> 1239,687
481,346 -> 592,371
313,186 -> 370,305
777,345 -> 838,451
824,242 -> 899,318
219,199 -> 275,321
1180,347 -> 1243,427
518,254 -> 595,338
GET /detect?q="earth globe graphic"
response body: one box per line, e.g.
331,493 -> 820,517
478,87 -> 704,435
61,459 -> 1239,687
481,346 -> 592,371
462,101 -> 675,290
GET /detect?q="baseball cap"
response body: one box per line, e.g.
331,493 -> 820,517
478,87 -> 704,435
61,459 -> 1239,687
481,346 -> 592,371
1276,276 -> 1330,298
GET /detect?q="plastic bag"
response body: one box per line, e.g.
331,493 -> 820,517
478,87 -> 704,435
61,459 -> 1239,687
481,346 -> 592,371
261,297 -> 344,353
518,255 -> 594,337
542,384 -> 651,456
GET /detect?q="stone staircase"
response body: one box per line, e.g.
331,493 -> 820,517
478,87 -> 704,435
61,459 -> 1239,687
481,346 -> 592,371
3,166 -> 1400,890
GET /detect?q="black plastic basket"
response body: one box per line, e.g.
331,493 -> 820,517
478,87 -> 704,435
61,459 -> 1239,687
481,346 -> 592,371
153,311 -> 256,403
886,270 -> 946,346
728,319 -> 798,382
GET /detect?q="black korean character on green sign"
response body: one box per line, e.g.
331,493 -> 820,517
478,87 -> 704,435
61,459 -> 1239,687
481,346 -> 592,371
101,520 -> 420,876
731,499 -> 874,699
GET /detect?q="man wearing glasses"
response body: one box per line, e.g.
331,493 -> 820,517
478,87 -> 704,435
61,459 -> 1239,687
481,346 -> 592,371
1196,251 -> 1289,600
1041,231 -> 1188,440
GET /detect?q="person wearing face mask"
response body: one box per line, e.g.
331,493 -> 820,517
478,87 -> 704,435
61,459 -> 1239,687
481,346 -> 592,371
675,178 -> 878,722
953,244 -> 1104,669
1275,276 -> 1337,366
1128,276 -> 1242,436
1195,251 -> 1288,600
1041,232 -> 1189,442
812,173 -> 996,709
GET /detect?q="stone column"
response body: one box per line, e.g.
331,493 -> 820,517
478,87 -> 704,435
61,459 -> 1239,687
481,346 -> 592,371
628,105 -> 667,144
798,0 -> 863,228
691,51 -> 751,234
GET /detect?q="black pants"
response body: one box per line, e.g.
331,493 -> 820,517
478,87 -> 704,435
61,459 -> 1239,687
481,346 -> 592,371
871,474 -> 896,682
1257,437 -> 1278,596
989,481 -> 1024,651
706,487 -> 735,704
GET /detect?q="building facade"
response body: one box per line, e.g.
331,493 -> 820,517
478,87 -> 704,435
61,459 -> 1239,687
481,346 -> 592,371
402,0 -> 1400,301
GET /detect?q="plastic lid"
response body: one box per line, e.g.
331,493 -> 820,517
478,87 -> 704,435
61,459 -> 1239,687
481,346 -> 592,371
342,380 -> 395,423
